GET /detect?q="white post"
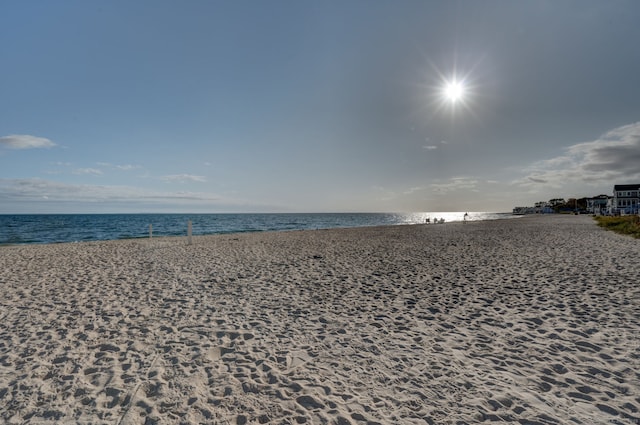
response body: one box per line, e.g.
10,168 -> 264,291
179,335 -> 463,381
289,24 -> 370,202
149,224 -> 153,239
187,220 -> 192,245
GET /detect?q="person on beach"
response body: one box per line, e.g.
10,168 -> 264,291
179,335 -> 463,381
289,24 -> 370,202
464,212 -> 469,223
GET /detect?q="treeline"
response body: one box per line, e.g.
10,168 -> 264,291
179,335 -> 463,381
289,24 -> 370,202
534,197 -> 589,213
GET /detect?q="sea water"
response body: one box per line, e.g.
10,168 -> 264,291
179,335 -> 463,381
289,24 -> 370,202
0,212 -> 514,245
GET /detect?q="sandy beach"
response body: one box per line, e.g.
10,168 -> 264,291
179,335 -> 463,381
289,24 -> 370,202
1,214 -> 639,424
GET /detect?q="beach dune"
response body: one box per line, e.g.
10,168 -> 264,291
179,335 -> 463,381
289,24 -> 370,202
1,215 -> 639,424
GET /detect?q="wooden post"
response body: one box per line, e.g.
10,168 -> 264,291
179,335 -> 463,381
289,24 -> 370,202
187,220 -> 192,245
149,224 -> 153,239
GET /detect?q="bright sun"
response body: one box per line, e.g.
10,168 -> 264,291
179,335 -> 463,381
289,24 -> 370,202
443,80 -> 465,102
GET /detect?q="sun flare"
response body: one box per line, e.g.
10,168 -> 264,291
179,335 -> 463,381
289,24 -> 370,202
422,65 -> 476,116
443,80 -> 465,102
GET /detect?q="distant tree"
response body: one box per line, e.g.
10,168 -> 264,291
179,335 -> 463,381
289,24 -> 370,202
577,197 -> 588,210
549,198 -> 566,212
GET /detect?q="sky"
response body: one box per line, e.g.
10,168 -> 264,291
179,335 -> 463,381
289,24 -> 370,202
1,1 -> 640,213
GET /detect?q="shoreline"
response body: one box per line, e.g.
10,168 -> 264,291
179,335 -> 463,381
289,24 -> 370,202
1,214 -> 639,424
0,211 -> 514,246
0,213 -> 516,249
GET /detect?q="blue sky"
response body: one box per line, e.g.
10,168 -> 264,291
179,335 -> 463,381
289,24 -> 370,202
2,1 -> 640,213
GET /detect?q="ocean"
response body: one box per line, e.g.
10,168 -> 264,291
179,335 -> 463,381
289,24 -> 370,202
0,212 -> 514,245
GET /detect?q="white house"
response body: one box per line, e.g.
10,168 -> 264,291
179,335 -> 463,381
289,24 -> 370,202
586,195 -> 609,215
611,184 -> 640,214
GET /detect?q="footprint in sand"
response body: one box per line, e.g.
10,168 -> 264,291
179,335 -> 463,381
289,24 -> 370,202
207,347 -> 221,361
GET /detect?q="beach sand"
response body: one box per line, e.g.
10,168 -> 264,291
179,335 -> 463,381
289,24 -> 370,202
1,215 -> 639,424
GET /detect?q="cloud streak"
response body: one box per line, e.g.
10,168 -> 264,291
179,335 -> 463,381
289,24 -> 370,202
98,162 -> 141,171
517,122 -> 640,189
161,174 -> 207,183
0,178 -> 219,204
422,140 -> 448,151
73,168 -> 103,176
0,134 -> 56,149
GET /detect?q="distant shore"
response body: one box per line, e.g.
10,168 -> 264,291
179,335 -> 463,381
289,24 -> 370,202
1,214 -> 639,424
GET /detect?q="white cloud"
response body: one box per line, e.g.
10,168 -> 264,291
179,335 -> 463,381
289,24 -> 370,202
516,122 -> 640,189
73,168 -> 103,176
116,164 -> 139,170
0,134 -> 56,149
0,178 -> 219,204
162,174 -> 207,183
99,162 -> 140,171
423,140 -> 449,151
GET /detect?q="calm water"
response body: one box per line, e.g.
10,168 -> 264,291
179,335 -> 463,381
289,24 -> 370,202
0,212 -> 513,245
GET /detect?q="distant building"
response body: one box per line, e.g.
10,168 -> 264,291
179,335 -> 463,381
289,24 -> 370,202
534,201 -> 554,214
611,184 -> 640,214
586,195 -> 610,215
